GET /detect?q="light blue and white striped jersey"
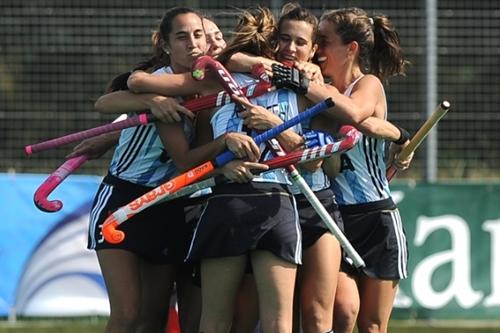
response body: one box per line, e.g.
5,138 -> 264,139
211,73 -> 301,185
331,76 -> 391,205
108,66 -> 193,187
289,116 -> 330,195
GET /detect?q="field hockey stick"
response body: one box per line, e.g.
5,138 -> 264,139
25,113 -> 154,155
155,125 -> 361,205
183,79 -> 272,112
103,122 -> 356,244
33,114 -> 129,212
33,155 -> 89,212
24,82 -> 272,155
386,100 -> 451,181
101,98 -> 333,244
193,56 -> 365,268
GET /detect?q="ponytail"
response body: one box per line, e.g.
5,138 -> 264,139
217,6 -> 278,64
321,7 -> 409,81
370,15 -> 409,80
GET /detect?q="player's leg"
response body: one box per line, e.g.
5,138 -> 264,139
176,263 -> 202,333
199,255 -> 247,333
300,233 -> 341,333
136,262 -> 176,333
251,250 -> 297,333
231,271 -> 260,333
333,272 -> 360,333
356,277 -> 398,333
97,249 -> 141,333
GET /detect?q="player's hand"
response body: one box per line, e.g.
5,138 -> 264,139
294,61 -> 324,84
233,95 -> 283,131
66,134 -> 118,160
147,96 -> 194,123
220,160 -> 269,183
224,132 -> 261,162
388,141 -> 413,170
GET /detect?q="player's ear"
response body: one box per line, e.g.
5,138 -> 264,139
309,43 -> 318,62
347,41 -> 358,56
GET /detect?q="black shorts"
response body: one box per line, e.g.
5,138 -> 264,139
295,188 -> 344,249
339,198 -> 408,280
87,174 -> 190,264
186,181 -> 301,265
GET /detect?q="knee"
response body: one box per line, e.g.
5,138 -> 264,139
357,319 -> 384,333
301,304 -> 332,333
333,299 -> 359,330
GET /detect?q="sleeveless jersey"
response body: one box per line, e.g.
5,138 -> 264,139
211,73 -> 301,184
331,76 -> 391,205
108,66 -> 193,187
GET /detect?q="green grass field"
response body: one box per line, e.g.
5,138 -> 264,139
1,318 -> 500,333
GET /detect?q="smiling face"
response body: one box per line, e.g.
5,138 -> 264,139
316,19 -> 352,79
276,19 -> 317,64
203,18 -> 226,56
165,13 -> 207,73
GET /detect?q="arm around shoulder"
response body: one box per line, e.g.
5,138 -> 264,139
305,75 -> 382,125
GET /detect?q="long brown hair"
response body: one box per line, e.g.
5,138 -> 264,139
321,7 -> 409,81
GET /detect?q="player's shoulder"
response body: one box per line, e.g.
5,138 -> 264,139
354,74 -> 384,94
359,74 -> 382,85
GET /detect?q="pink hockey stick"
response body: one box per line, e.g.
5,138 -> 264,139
25,113 -> 153,155
25,82 -> 272,155
33,155 -> 89,212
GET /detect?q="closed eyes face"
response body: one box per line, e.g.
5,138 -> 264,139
203,18 -> 226,56
166,13 -> 207,72
277,19 -> 317,63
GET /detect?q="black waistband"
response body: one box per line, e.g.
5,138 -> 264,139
103,173 -> 153,193
212,181 -> 292,196
294,188 -> 335,201
339,197 -> 395,214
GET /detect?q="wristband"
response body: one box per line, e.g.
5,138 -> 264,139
393,125 -> 410,145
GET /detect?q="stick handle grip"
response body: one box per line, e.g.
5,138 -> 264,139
399,100 -> 450,160
215,98 -> 334,166
25,113 -> 154,155
387,100 -> 450,181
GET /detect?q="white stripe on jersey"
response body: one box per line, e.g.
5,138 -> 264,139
331,75 -> 392,205
113,125 -> 154,175
107,66 -> 193,187
386,209 -> 408,279
391,209 -> 408,278
291,195 -> 302,264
